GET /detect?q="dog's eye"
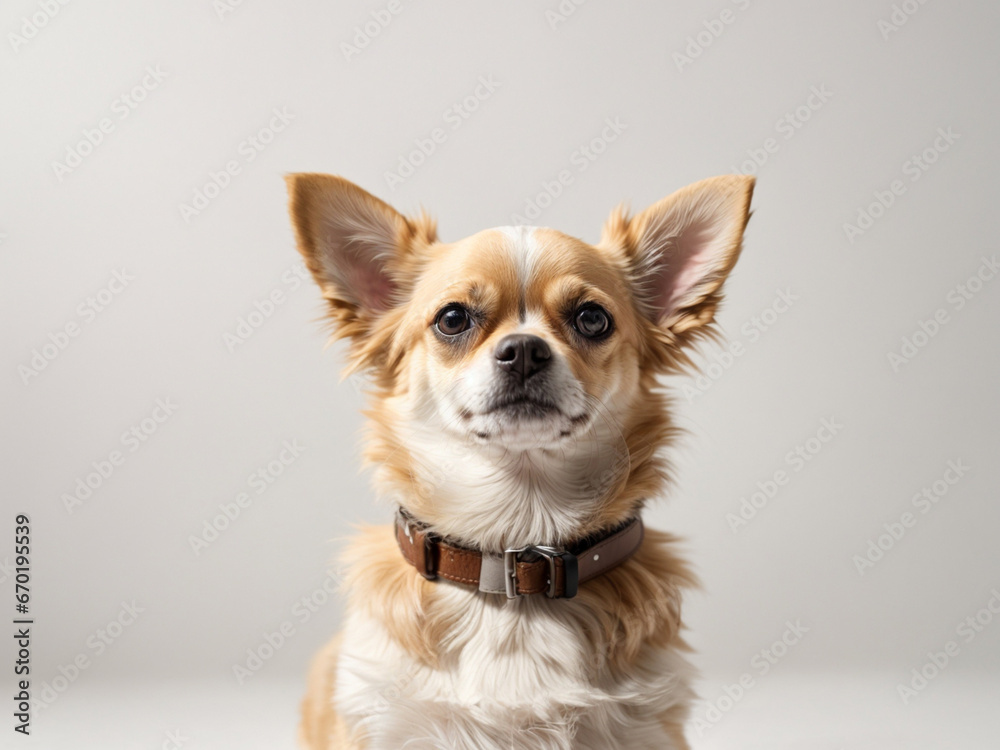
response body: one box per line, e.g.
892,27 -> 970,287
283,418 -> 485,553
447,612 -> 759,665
574,304 -> 612,339
435,305 -> 472,336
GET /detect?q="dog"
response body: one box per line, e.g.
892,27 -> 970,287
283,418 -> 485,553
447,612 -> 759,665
286,172 -> 755,749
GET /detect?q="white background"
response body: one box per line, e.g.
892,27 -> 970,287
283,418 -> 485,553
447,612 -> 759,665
3,0 -> 999,747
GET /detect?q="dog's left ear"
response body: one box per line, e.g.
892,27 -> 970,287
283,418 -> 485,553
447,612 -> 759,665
602,175 -> 754,343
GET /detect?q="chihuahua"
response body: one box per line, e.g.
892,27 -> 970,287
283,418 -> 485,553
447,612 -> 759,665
286,172 -> 754,749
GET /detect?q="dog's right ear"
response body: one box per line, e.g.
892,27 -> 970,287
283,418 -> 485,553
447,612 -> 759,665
285,174 -> 435,348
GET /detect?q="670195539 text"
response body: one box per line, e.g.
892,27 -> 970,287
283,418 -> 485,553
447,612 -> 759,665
13,513 -> 32,736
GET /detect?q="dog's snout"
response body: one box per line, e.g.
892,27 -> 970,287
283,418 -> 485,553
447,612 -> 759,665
495,334 -> 551,381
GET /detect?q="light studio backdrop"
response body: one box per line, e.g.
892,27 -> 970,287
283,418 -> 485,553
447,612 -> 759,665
3,1 -> 999,747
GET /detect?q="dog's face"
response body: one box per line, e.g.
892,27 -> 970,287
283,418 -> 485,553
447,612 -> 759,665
287,173 -> 753,544
385,225 -> 644,450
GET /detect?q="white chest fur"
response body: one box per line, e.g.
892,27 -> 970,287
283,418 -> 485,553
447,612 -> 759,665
334,584 -> 692,749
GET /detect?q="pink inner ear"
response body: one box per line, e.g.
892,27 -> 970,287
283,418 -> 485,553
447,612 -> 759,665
653,217 -> 725,316
343,258 -> 395,313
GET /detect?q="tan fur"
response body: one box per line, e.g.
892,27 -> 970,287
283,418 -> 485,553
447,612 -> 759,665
286,173 -> 754,748
341,527 -> 439,667
299,635 -> 354,749
660,711 -> 692,750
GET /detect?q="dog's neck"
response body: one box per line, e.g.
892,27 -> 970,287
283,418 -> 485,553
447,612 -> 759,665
368,397 -> 667,553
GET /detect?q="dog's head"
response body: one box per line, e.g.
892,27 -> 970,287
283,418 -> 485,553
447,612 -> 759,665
287,173 -> 753,547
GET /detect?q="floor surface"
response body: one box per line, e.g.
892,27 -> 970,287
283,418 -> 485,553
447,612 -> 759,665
18,671 -> 1000,748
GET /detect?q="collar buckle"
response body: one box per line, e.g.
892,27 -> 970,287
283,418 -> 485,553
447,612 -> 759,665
503,545 -> 579,599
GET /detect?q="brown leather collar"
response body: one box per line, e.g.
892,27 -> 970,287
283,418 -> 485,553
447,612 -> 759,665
394,508 -> 644,599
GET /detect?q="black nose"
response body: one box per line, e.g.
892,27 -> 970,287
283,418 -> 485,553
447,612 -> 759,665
495,334 -> 551,381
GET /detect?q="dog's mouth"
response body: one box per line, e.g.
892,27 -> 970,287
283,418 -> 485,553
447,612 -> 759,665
467,396 -> 593,443
484,396 -> 560,418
